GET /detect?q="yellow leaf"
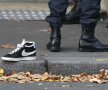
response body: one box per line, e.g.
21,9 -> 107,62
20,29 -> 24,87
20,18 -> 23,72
0,68 -> 4,76
96,59 -> 108,61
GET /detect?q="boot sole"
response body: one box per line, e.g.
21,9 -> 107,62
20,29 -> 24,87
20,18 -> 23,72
78,48 -> 108,52
47,46 -> 60,52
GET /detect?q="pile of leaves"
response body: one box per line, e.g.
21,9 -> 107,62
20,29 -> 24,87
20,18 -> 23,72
0,69 -> 108,83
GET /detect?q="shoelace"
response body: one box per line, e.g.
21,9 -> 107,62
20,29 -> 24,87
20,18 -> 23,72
9,44 -> 23,54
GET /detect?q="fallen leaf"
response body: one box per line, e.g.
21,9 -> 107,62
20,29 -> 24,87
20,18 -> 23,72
98,69 -> 105,79
0,76 -> 7,81
80,72 -> 87,77
105,70 -> 108,76
41,72 -> 49,80
0,69 -> 108,84
86,85 -> 95,87
44,87 -> 48,90
29,70 -> 33,74
62,85 -> 71,87
79,76 -> 89,82
30,74 -> 42,79
5,72 -> 15,76
60,76 -> 71,82
49,75 -> 61,80
17,72 -> 25,75
0,45 -> 16,49
18,80 -> 26,83
96,59 -> 108,61
72,74 -> 81,78
0,68 -> 4,76
25,72 -> 31,76
89,78 -> 108,84
71,77 -> 79,82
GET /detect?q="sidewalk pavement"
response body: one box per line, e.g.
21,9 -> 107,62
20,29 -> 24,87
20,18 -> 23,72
0,2 -> 49,10
0,21 -> 108,75
0,2 -> 72,10
0,2 -> 72,21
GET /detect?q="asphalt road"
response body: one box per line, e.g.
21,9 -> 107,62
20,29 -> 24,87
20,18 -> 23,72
0,82 -> 108,90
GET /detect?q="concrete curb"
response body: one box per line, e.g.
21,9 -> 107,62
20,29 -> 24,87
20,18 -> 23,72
2,56 -> 108,75
42,57 -> 108,75
0,59 -> 46,74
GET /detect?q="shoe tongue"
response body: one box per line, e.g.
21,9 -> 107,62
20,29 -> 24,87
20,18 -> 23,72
21,39 -> 26,45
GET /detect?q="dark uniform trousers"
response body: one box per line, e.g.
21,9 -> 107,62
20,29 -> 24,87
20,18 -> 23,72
46,0 -> 101,28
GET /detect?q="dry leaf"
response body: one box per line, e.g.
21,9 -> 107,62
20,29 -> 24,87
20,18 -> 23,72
33,79 -> 41,82
0,76 -> 7,81
62,85 -> 71,87
17,72 -> 25,76
100,69 -> 104,75
71,77 -> 79,82
49,75 -> 61,80
41,72 -> 49,80
18,80 -> 26,83
44,87 -> 48,90
0,69 -> 108,84
86,85 -> 95,87
96,59 -> 108,61
25,72 -> 31,77
0,68 -> 4,76
0,45 -> 16,49
105,70 -> 108,76
72,74 -> 81,78
30,74 -> 42,79
5,72 -> 15,76
89,78 -> 107,84
60,76 -> 71,82
80,72 -> 87,77
29,70 -> 33,74
79,76 -> 89,82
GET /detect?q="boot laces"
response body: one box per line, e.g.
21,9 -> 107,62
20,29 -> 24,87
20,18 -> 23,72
9,44 -> 23,54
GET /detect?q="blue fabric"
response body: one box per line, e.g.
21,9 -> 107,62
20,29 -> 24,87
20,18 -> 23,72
46,0 -> 69,27
80,0 -> 101,28
46,0 -> 101,28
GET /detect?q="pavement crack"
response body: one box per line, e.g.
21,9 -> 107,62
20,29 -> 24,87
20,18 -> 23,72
44,60 -> 49,73
40,56 -> 49,73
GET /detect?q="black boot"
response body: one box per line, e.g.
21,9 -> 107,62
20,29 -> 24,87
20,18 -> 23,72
64,0 -> 80,24
47,27 -> 61,52
107,22 -> 108,28
79,25 -> 108,52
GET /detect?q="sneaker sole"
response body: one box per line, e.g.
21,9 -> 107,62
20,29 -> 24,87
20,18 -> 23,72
1,57 -> 36,61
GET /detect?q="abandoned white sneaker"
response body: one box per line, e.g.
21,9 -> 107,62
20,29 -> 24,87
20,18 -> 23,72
2,39 -> 36,61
